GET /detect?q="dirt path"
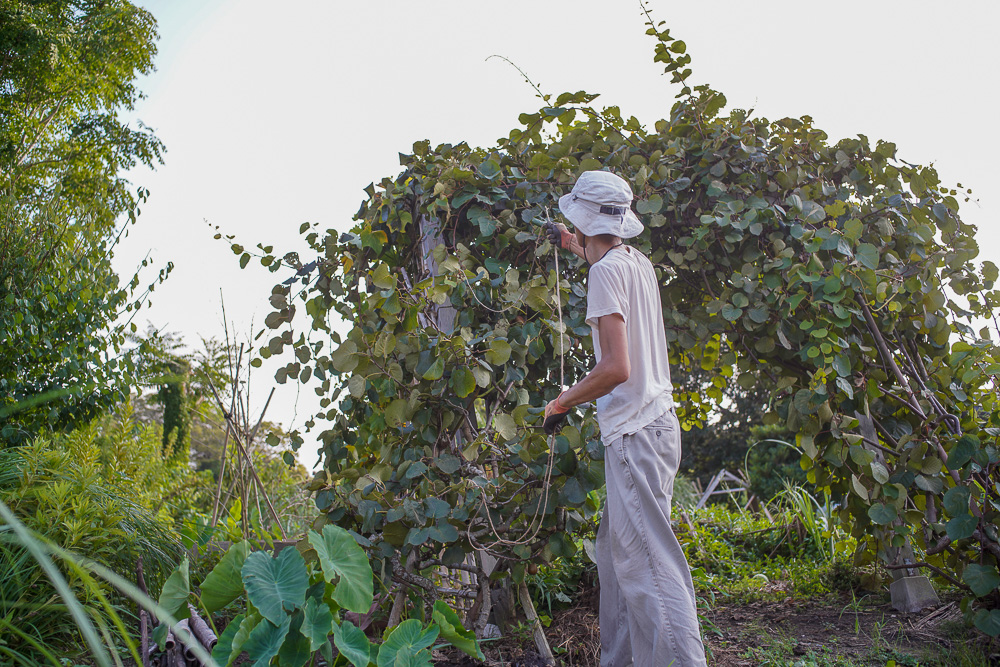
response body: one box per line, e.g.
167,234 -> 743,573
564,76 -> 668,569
703,596 -> 978,666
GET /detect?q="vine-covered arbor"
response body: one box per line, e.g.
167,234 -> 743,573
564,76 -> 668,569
235,14 -> 1000,636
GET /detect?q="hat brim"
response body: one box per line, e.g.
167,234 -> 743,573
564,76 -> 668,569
558,193 -> 644,239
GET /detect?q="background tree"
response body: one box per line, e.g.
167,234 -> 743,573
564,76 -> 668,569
0,0 -> 168,444
231,8 -> 1000,635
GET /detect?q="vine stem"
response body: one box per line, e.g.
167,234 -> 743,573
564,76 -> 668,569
858,296 -> 925,419
205,377 -> 288,540
475,213 -> 562,550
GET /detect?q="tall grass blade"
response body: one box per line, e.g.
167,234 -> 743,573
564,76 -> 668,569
0,617 -> 62,666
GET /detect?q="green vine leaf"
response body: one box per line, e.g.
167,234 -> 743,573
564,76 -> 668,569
867,503 -> 897,525
200,541 -> 250,614
963,564 -> 1000,598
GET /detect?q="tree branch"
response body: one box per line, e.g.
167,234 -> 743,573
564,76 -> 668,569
884,561 -> 971,593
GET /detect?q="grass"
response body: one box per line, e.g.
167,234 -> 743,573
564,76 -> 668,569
0,442 -> 185,661
0,499 -> 216,666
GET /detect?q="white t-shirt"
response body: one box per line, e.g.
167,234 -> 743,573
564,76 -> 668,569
585,245 -> 675,443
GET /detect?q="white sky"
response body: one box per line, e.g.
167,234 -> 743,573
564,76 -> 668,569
119,0 -> 1000,469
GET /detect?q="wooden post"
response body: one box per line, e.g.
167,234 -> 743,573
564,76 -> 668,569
419,215 -> 457,334
517,582 -> 555,665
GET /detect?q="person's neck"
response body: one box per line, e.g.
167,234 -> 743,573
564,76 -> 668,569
583,235 -> 624,265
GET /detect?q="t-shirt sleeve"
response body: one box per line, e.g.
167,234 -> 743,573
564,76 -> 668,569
586,262 -> 629,330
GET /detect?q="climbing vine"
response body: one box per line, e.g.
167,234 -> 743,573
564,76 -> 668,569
229,9 -> 1000,634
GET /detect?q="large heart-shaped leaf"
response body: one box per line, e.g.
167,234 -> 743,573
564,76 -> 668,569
974,608 -> 1000,637
943,486 -> 970,516
378,620 -> 439,667
394,645 -> 433,667
242,548 -> 309,626
300,597 -> 335,651
158,556 -> 191,622
946,513 -> 977,541
212,613 -> 246,667
277,611 -> 312,667
244,615 -> 291,667
432,600 -> 483,659
331,619 -> 372,667
200,541 -> 250,613
963,564 -> 1000,598
308,525 -> 374,612
867,502 -> 897,525
228,615 -> 259,665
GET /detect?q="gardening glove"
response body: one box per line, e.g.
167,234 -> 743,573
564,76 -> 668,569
543,392 -> 572,435
543,220 -> 574,251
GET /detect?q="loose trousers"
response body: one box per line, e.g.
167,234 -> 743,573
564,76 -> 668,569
596,409 -> 708,667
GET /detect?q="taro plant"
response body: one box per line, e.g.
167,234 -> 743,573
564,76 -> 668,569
155,524 -> 483,666
227,4 -> 1000,636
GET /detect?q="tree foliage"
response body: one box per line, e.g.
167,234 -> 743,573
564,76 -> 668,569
0,0 -> 168,443
231,8 -> 1000,629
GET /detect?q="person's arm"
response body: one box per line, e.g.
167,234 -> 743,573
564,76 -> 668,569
544,313 -> 629,425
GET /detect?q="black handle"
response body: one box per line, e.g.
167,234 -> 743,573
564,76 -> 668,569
543,411 -> 568,435
543,222 -> 562,248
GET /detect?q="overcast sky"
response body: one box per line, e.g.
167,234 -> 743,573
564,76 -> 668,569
120,0 -> 1000,468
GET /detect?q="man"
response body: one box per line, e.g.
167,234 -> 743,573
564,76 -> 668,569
542,171 -> 708,667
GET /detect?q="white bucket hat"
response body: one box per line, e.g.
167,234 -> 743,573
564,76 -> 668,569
558,170 -> 643,239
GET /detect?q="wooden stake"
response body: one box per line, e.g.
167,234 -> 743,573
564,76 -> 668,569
517,581 -> 555,665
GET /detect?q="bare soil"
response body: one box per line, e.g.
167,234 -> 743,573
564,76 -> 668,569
433,591 -> 1000,666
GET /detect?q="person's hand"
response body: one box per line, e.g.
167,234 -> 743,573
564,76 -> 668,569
543,392 -> 572,435
543,221 -> 574,250
543,221 -> 586,260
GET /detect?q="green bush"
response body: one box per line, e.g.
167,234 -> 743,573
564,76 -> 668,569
673,473 -> 700,509
235,5 -> 1000,633
0,402 -> 226,657
675,500 -> 859,602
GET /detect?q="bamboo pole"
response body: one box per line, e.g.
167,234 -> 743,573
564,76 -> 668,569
206,377 -> 288,540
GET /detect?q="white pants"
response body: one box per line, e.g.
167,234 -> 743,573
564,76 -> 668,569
596,409 -> 708,667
